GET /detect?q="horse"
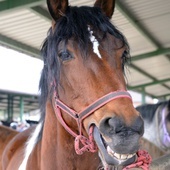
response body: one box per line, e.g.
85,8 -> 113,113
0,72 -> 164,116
0,125 -> 18,170
136,100 -> 170,159
0,0 -> 145,169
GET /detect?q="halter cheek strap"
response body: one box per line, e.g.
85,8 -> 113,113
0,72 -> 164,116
53,90 -> 132,155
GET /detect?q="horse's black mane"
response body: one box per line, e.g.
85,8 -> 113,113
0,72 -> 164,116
38,5 -> 131,138
136,100 -> 170,122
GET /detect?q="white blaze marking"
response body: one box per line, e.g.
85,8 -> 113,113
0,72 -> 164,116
19,122 -> 43,170
88,27 -> 102,58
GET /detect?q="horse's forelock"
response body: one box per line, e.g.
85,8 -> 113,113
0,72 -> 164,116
51,6 -> 129,57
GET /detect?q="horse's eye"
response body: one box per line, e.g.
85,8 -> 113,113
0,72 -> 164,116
121,50 -> 127,60
58,51 -> 73,61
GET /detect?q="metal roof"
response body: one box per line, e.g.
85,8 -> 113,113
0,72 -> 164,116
0,0 -> 170,101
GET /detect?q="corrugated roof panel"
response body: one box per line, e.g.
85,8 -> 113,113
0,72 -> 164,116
165,82 -> 170,87
141,14 -> 170,47
119,0 -> 170,47
125,67 -> 152,86
69,0 -> 93,6
0,9 -> 50,49
133,55 -> 170,80
0,10 -> 33,20
113,8 -> 156,56
120,0 -> 170,21
146,84 -> 170,96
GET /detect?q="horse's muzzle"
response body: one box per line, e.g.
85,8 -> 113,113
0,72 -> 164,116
93,116 -> 144,166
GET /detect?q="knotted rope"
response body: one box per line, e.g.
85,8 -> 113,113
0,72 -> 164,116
123,150 -> 152,170
74,125 -> 98,155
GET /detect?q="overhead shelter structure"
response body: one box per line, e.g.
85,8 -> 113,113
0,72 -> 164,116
0,0 -> 170,120
0,90 -> 39,122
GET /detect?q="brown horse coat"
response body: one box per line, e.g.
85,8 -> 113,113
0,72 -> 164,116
0,125 -> 18,170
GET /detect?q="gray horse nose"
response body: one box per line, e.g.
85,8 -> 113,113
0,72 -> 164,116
99,116 -> 144,137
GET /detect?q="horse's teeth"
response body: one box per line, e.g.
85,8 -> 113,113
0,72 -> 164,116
107,146 -> 114,155
120,154 -> 127,160
114,152 -> 121,159
106,146 -> 136,160
127,153 -> 135,159
127,154 -> 132,159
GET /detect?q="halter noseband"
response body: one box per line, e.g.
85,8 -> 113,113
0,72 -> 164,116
53,90 -> 132,155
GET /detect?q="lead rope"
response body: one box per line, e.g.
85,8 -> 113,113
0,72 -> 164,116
122,150 -> 152,170
75,125 -> 98,155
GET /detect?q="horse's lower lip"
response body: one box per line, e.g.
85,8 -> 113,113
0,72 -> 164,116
93,126 -> 137,166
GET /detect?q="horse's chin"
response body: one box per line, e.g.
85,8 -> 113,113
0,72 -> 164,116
93,126 -> 137,167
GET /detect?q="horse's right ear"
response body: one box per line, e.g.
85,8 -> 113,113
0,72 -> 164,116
94,0 -> 115,19
47,0 -> 68,21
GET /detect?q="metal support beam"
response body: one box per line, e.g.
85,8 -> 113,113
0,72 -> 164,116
130,64 -> 157,81
31,6 -> 51,21
132,48 -> 170,61
20,96 -> 24,122
156,94 -> 170,100
0,0 -> 45,14
7,94 -> 13,122
129,78 -> 170,90
4,110 -> 6,120
0,34 -> 40,59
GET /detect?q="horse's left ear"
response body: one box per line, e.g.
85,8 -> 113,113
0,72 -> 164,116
94,0 -> 115,19
47,0 -> 68,21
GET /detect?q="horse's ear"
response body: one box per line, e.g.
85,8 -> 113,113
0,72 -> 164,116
47,0 -> 68,21
94,0 -> 115,19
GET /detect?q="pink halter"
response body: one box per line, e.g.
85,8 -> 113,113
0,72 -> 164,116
53,90 -> 132,155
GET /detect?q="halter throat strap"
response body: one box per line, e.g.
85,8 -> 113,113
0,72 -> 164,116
53,90 -> 132,154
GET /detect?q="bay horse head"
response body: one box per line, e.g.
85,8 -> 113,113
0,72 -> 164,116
40,0 -> 144,168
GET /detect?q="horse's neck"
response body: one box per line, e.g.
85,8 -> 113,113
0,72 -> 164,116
143,109 -> 163,150
40,101 -> 100,170
143,120 -> 157,144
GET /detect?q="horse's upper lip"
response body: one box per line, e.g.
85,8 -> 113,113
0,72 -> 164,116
93,126 -> 137,166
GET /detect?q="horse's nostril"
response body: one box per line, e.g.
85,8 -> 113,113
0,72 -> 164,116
99,117 -> 116,135
99,116 -> 144,136
108,117 -> 122,131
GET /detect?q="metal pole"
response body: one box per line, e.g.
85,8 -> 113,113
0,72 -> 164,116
20,96 -> 24,121
7,94 -> 13,122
